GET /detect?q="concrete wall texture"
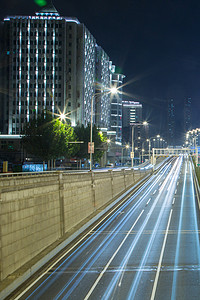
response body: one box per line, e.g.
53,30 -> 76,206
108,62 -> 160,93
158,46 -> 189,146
0,168 -> 150,281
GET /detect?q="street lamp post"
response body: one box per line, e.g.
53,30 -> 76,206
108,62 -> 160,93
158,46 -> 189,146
141,139 -> 148,163
131,121 -> 148,168
89,87 -> 118,171
89,94 -> 95,171
121,144 -> 130,165
142,148 -> 145,163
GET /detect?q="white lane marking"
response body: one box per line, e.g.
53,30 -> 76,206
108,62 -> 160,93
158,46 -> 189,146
84,210 -> 144,300
175,189 -> 177,194
150,209 -> 173,300
172,198 -> 175,205
177,181 -> 179,185
146,198 -> 151,206
153,190 -> 157,195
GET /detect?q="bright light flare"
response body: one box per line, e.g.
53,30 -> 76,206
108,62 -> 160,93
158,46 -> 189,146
60,113 -> 66,121
110,87 -> 118,95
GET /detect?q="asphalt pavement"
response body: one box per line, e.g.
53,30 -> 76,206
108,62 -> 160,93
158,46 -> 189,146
12,156 -> 200,300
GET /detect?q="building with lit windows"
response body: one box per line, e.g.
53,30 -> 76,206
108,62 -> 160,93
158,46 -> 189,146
95,46 -> 111,129
109,70 -> 125,144
0,2 -> 109,134
2,4 -> 67,134
122,101 -> 143,145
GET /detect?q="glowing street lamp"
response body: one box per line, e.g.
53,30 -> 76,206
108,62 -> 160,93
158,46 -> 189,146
110,87 -> 118,94
59,113 -> 66,121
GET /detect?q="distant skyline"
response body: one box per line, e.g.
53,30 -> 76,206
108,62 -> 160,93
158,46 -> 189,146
1,0 -> 200,138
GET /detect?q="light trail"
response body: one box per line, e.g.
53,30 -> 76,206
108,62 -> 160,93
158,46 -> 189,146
171,161 -> 187,299
150,209 -> 173,300
18,168 -> 162,300
28,160 -> 172,300
101,158 -> 181,300
83,210 -> 144,300
54,163 -> 173,299
15,159 -> 174,300
127,157 -> 182,299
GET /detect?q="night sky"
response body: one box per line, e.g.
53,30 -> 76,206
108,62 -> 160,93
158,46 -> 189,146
1,0 -> 200,139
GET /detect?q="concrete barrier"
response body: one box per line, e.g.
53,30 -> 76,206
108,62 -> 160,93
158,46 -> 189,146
0,167 -> 151,286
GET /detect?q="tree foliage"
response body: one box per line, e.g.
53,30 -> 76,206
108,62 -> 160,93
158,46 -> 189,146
22,112 -> 78,161
74,124 -> 107,162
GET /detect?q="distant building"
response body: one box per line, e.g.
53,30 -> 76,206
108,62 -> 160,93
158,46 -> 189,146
122,101 -> 143,146
1,3 -> 97,133
167,98 -> 175,146
184,97 -> 192,133
109,70 -> 125,144
95,46 -> 112,130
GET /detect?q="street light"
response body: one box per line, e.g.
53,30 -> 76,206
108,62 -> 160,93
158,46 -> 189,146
141,148 -> 145,163
60,113 -> 66,121
89,87 -> 118,171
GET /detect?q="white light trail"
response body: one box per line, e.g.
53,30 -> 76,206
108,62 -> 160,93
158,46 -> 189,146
84,210 -> 144,300
150,209 -> 173,300
171,161 -> 187,299
15,160 -> 174,300
127,157 -> 182,299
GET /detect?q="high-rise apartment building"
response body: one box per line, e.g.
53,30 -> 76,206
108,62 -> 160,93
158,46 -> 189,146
167,98 -> 175,146
0,2 -> 117,135
95,46 -> 111,130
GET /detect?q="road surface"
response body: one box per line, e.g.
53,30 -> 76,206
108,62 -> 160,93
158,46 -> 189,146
13,156 -> 200,300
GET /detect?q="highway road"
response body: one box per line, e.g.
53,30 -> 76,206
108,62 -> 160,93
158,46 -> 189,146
13,156 -> 200,300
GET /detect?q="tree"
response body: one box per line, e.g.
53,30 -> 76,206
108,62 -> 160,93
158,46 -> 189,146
74,124 -> 107,162
22,112 -> 78,163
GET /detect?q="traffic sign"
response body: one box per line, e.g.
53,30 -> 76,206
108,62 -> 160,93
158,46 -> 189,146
88,142 -> 94,153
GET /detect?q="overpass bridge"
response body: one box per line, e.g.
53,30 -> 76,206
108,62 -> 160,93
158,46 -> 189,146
152,147 -> 199,166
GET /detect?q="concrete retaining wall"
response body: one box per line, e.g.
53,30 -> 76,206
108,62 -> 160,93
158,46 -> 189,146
0,167 -> 151,281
